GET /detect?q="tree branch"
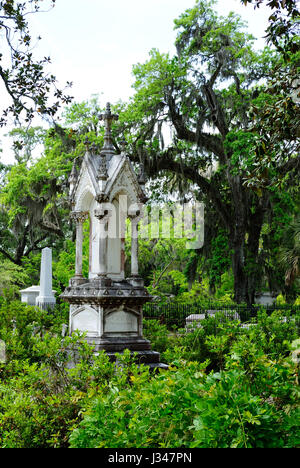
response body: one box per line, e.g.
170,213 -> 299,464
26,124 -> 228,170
147,147 -> 231,228
167,94 -> 226,161
0,247 -> 17,265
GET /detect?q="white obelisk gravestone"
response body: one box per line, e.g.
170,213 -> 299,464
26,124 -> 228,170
36,247 -> 56,310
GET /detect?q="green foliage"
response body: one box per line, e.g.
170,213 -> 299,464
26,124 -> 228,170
69,359 -> 208,448
0,301 -> 115,448
52,220 -> 89,294
206,231 -> 232,290
190,363 -> 299,448
174,0 -> 255,70
130,49 -> 185,119
0,339 -> 115,448
241,0 -> 300,58
52,240 -> 75,293
142,319 -> 171,354
279,213 -> 300,287
70,314 -> 300,448
0,301 -> 67,361
0,260 -> 29,300
0,299 -> 299,448
9,127 -> 47,164
131,235 -> 191,296
276,294 -> 286,305
224,130 -> 258,175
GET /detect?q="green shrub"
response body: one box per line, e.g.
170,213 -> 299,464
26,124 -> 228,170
69,359 -> 208,448
0,301 -> 68,361
246,309 -> 299,358
0,333 -> 115,448
142,319 -> 170,354
191,363 -> 299,448
69,350 -> 299,448
0,301 -> 299,448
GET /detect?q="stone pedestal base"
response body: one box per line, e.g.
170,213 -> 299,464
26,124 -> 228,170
127,276 -> 145,287
69,276 -> 88,287
36,295 -> 56,310
105,350 -> 169,371
60,278 -> 167,370
85,335 -> 151,352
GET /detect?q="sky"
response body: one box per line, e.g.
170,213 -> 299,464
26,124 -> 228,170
0,0 -> 272,164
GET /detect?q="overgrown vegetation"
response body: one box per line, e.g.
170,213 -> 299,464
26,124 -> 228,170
0,300 -> 299,448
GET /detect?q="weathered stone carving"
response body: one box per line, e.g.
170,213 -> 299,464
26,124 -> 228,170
99,102 -> 119,160
70,211 -> 89,283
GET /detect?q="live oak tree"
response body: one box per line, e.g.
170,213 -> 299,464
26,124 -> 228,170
0,96 -> 296,301
0,0 -> 72,126
117,0 -> 297,303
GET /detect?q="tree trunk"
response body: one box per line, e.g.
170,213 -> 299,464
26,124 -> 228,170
229,195 -> 266,305
230,223 -> 247,304
227,173 -> 249,304
245,198 -> 267,305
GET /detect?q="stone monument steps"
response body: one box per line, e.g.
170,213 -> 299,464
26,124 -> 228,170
106,349 -> 161,364
85,336 -> 152,352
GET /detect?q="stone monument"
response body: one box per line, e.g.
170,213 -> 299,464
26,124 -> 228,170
61,103 -> 167,369
20,247 -> 56,309
36,247 -> 56,310
20,285 -> 42,306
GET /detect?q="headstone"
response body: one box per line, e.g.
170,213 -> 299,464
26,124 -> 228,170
186,310 -> 240,332
20,285 -> 41,306
185,314 -> 206,332
20,285 -> 56,306
254,292 -> 276,306
61,323 -> 68,337
36,247 -> 56,310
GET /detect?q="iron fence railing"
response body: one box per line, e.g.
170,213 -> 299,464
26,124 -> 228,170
142,302 -> 300,329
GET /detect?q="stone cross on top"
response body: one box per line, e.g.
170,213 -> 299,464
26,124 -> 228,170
99,102 -> 119,159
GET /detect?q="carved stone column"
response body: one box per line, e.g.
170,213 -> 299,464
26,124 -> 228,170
94,206 -> 112,278
71,211 -> 89,281
128,207 -> 143,278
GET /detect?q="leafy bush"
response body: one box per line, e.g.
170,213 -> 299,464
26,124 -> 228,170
69,358 -> 208,448
0,333 -> 115,448
0,301 -> 299,448
0,301 -> 68,361
69,350 -> 299,448
143,319 -> 171,353
191,362 -> 299,448
69,311 -> 300,448
0,261 -> 29,301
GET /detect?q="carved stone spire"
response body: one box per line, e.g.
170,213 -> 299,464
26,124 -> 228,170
99,102 -> 119,160
90,142 -> 108,181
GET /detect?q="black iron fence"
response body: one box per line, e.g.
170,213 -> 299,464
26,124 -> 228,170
142,302 -> 300,329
